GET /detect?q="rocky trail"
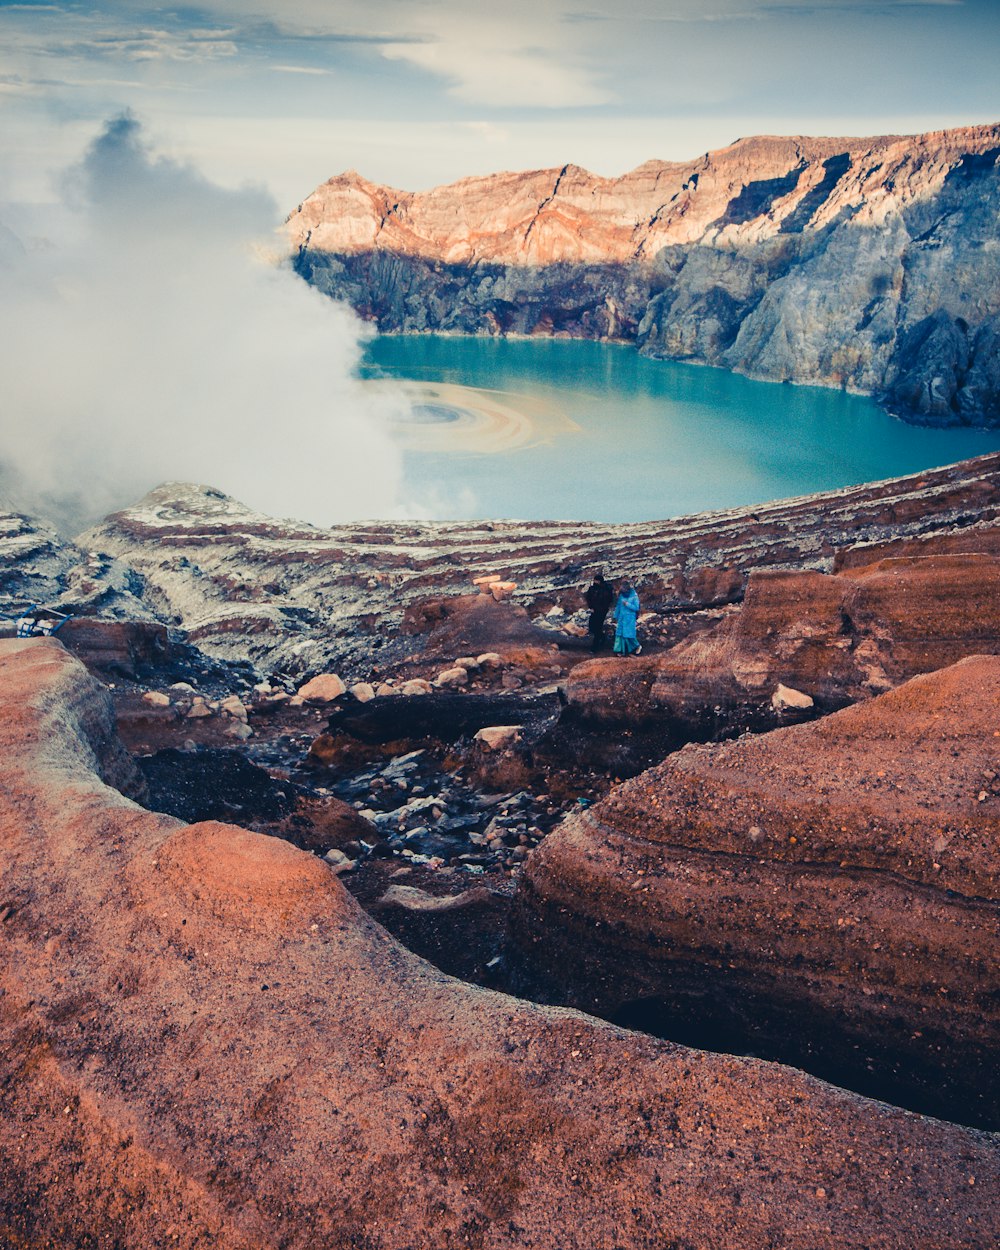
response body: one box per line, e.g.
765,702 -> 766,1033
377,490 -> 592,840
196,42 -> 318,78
2,456 -> 1000,1244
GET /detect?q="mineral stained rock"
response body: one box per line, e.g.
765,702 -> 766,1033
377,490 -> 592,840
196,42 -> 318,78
3,637 -> 999,1247
514,655 -> 1000,1129
566,550 -> 1000,732
287,125 -> 1000,426
70,454 -> 1000,672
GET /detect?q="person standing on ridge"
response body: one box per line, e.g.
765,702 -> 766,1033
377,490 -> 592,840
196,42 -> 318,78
613,581 -> 641,656
584,571 -> 614,654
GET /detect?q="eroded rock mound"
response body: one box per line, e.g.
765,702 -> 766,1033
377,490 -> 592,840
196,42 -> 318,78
566,551 -> 1000,733
2,638 -> 999,1246
515,656 -> 1000,1128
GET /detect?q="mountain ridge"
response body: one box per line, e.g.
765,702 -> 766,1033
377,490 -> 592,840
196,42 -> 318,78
287,122 -> 1000,427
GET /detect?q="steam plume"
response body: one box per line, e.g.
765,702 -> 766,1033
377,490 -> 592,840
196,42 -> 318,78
0,114 -> 408,532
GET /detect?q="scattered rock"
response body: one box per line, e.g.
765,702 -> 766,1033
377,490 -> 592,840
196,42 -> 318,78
474,725 -> 523,751
218,694 -> 248,720
400,678 -> 433,696
771,683 -> 815,711
434,666 -> 469,688
142,691 -> 170,708
350,681 -> 376,702
254,691 -> 290,712
297,673 -> 347,702
377,884 -> 492,913
323,847 -> 356,874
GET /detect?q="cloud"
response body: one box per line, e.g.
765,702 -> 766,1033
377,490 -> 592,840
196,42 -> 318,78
0,113 -> 410,531
373,4 -> 615,109
270,63 -> 329,75
54,28 -> 240,63
381,35 -> 612,109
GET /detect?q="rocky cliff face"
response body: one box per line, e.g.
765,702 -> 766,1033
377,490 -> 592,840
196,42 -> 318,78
514,655 -> 1000,1129
565,549 -> 1000,734
288,125 -> 1000,426
67,454 -> 1000,676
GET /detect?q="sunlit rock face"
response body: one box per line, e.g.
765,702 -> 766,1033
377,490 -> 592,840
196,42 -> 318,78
513,655 -> 1000,1129
5,638 -> 1000,1246
288,125 -> 1000,426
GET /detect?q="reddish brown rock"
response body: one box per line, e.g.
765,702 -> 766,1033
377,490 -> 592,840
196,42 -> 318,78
566,552 -> 1000,732
515,656 -> 1000,1127
58,616 -> 169,679
404,591 -> 551,657
285,128 -> 1000,267
3,638 -> 999,1247
273,794 -> 378,853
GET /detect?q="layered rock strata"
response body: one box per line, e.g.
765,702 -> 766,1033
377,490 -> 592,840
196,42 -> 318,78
565,550 -> 1000,732
0,509 -> 150,620
71,452 -> 1000,672
287,125 -> 1000,426
4,639 -> 1000,1245
513,656 -> 1000,1128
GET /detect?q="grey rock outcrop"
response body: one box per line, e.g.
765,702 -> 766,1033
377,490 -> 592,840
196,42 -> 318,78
288,126 -> 1000,426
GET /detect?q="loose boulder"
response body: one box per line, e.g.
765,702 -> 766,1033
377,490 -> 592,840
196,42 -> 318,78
474,725 -> 523,751
297,672 -> 347,702
433,666 -> 469,688
771,683 -> 814,711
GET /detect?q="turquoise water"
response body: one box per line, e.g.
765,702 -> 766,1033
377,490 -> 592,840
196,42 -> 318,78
362,336 -> 1000,523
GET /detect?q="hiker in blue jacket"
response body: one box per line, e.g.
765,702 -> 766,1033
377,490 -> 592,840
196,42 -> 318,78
613,582 -> 641,656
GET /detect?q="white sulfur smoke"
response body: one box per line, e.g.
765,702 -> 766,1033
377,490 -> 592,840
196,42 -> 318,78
0,114 -> 409,533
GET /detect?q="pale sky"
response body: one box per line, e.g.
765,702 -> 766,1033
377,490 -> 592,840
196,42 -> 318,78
2,0 -> 998,217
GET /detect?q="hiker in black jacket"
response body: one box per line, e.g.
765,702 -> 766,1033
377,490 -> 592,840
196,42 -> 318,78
584,572 -> 614,654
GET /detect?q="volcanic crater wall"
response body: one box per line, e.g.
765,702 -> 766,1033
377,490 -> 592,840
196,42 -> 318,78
288,125 -> 1000,427
6,638 -> 1000,1248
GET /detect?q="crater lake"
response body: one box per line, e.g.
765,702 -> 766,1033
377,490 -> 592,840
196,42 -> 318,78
362,335 -> 1000,522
